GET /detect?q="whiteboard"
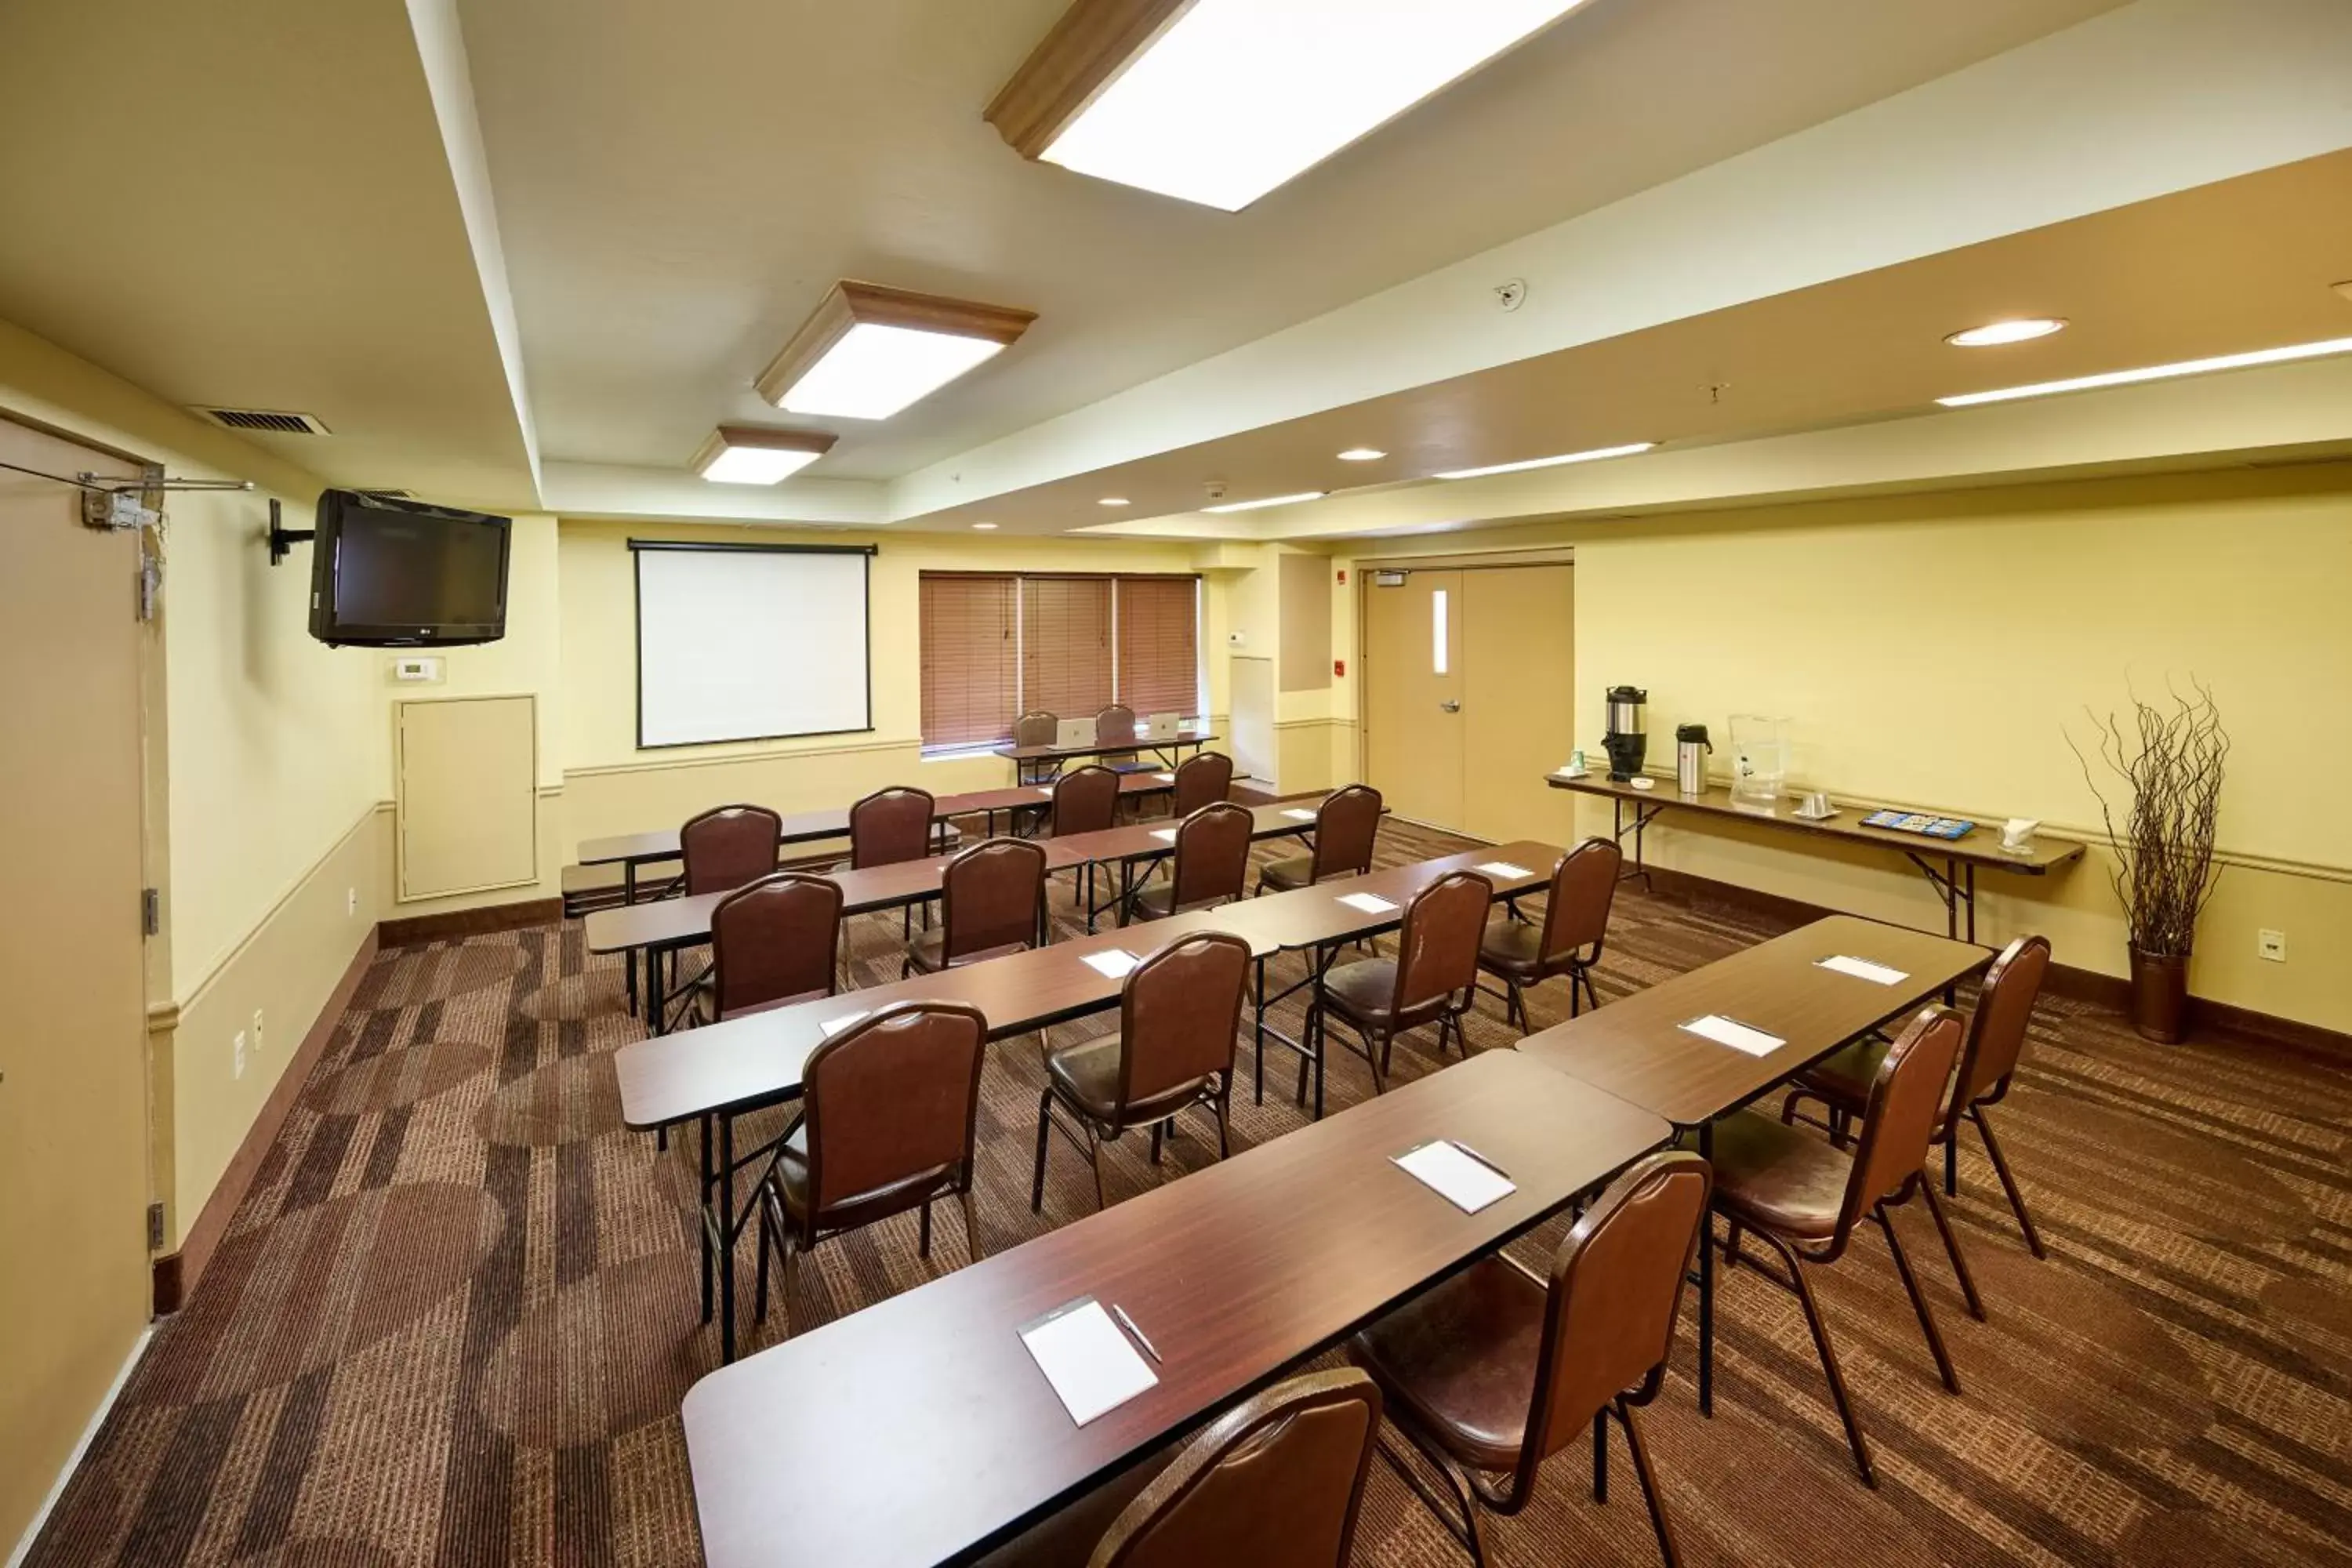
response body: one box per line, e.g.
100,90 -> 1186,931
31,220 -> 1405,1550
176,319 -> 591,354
634,545 -> 872,747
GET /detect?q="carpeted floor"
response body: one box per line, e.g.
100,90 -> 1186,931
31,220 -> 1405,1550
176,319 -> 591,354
28,821 -> 2352,1567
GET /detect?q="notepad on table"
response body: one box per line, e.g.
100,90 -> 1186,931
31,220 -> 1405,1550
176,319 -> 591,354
1393,1140 -> 1516,1214
1282,808 -> 1317,821
1149,828 -> 1178,841
1152,771 -> 1176,783
1679,1014 -> 1784,1056
1475,861 -> 1534,880
1081,949 -> 1142,979
1019,1298 -> 1159,1426
818,1009 -> 870,1040
1337,891 -> 1399,915
1817,954 -> 1909,985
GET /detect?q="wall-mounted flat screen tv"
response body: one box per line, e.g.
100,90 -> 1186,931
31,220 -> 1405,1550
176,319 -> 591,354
307,489 -> 510,647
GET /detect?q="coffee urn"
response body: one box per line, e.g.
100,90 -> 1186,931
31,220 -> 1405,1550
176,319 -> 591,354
1602,686 -> 1648,781
1675,723 -> 1712,794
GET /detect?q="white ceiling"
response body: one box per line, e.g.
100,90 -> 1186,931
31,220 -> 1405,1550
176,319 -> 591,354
458,0 -> 2123,481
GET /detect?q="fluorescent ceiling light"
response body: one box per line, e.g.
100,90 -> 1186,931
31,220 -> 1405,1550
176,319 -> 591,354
989,0 -> 1593,211
691,426 -> 835,485
1098,495 -> 1130,507
1204,490 -> 1327,514
1946,318 -> 2067,347
1337,448 -> 1387,461
757,281 -> 1035,421
1937,336 -> 2352,406
971,521 -> 999,529
1434,441 -> 1653,481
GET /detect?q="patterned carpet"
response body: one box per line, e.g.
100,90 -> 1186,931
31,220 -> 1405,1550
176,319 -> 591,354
27,821 -> 2352,1567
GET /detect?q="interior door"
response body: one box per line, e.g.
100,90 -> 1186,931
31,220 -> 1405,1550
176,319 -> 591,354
1463,564 -> 1576,845
1363,568 -> 1464,829
0,418 -> 152,1548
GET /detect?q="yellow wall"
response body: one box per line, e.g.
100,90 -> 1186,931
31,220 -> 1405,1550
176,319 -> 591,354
1557,468 -> 2350,1033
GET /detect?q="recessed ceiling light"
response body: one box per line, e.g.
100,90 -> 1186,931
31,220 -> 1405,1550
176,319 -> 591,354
1337,448 -> 1387,461
691,425 -> 836,485
1098,496 -> 1130,507
757,281 -> 1036,420
1945,318 -> 2067,347
1203,490 -> 1327,514
1937,336 -> 2352,407
1433,441 -> 1654,481
971,521 -> 999,530
989,0 -> 1596,211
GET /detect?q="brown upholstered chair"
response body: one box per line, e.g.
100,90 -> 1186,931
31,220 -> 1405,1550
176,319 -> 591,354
1012,710 -> 1060,783
845,786 -> 937,868
1709,1005 -> 1968,1486
1086,1368 -> 1383,1568
1348,1150 -> 1711,1567
1255,784 -> 1381,895
1051,764 -> 1123,836
904,837 -> 1047,975
1094,702 -> 1152,776
1784,934 -> 2052,1271
754,1001 -> 987,1335
1170,750 -> 1234,817
1295,870 -> 1490,1115
1031,931 -> 1250,1211
1124,801 -> 1252,923
1477,838 -> 1621,1030
690,873 -> 842,1025
679,804 -> 782,895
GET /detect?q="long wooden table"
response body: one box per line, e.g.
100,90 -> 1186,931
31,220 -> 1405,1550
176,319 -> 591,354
1548,773 -> 2082,942
583,804 -> 1328,1035
1515,913 -> 1991,1416
681,1049 -> 1670,1568
996,728 -> 1218,782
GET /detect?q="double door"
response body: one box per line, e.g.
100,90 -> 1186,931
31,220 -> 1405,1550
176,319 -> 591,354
1363,564 -> 1575,846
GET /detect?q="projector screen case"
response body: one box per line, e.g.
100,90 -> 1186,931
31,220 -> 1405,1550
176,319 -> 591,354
630,539 -> 877,750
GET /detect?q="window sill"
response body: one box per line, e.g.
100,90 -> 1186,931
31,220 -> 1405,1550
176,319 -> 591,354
918,743 -> 1007,763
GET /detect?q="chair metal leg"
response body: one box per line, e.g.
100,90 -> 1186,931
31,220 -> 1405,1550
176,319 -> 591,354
960,1184 -> 984,1261
1878,1203 -> 1961,1395
1149,1122 -> 1163,1165
1592,1407 -> 1608,1502
1373,1433 -> 1490,1568
1918,1179 -> 1986,1320
1944,1132 -> 1958,1197
1759,1230 -> 1875,1486
1973,1105 -> 2046,1258
1617,1400 -> 1681,1568
1030,1089 -> 1053,1212
753,1188 -> 772,1325
1214,1082 -> 1232,1159
918,1199 -> 934,1259
1087,1132 -> 1107,1212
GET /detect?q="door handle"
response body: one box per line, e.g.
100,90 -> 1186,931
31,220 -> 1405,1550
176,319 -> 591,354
1439,699 -> 1461,713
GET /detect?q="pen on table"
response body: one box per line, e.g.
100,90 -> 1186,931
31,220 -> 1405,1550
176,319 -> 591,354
1111,1303 -> 1162,1363
1452,1140 -> 1508,1176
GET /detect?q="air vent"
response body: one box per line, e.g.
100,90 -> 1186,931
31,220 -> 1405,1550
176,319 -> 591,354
194,407 -> 331,435
356,488 -> 412,499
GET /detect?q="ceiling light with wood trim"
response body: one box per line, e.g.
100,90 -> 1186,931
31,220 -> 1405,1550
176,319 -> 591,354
757,281 -> 1036,420
692,426 -> 836,485
988,0 -> 1596,212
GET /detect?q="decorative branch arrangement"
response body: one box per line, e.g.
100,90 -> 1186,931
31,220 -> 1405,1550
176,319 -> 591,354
2068,681 -> 2229,959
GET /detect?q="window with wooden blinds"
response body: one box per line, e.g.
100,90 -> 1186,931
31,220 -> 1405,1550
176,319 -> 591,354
919,574 -> 1017,747
1020,576 -> 1114,721
1115,576 -> 1199,718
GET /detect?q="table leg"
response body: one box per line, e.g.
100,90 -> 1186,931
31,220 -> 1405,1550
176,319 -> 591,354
698,1113 -> 714,1326
1254,956 -> 1267,1105
720,1111 -> 739,1363
623,863 -> 640,1015
1698,1118 -> 1715,1417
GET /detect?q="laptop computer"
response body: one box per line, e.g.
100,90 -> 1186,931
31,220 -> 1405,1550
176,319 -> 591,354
1142,713 -> 1180,741
1055,717 -> 1098,750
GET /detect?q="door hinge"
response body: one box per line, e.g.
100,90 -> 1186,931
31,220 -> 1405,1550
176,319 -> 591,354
146,1202 -> 165,1251
136,555 -> 162,622
141,887 -> 162,936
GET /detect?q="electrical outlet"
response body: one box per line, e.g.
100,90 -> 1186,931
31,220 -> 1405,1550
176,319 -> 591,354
233,1030 -> 247,1080
347,887 -> 358,916
2257,928 -> 2287,963
252,1008 -> 264,1054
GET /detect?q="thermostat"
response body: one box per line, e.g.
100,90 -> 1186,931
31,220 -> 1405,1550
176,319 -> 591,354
391,655 -> 444,684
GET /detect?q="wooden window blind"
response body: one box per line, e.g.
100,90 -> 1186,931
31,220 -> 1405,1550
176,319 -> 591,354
1115,576 -> 1199,717
919,574 -> 1017,747
1020,575 -> 1114,721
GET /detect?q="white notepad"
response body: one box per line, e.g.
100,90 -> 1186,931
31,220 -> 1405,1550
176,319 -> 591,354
1680,1014 -> 1784,1056
1149,828 -> 1178,842
1475,861 -> 1534,880
1152,771 -> 1176,782
1817,954 -> 1909,985
1020,1299 -> 1159,1426
818,1009 -> 870,1040
1393,1140 -> 1516,1214
1337,891 -> 1399,915
1283,808 -> 1317,821
1081,949 -> 1142,979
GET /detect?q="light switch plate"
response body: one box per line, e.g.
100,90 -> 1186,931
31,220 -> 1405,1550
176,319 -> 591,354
2258,928 -> 2287,962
